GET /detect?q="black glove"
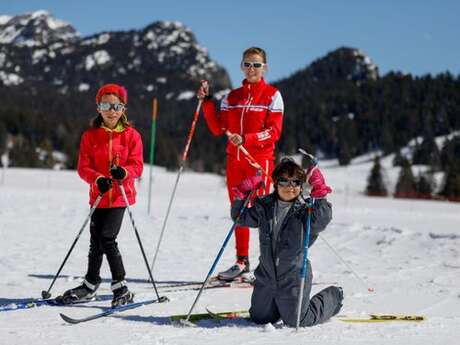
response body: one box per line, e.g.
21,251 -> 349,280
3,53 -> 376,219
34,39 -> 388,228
110,166 -> 127,180
96,177 -> 113,194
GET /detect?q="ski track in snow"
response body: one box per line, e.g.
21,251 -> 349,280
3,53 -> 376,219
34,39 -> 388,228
0,163 -> 459,345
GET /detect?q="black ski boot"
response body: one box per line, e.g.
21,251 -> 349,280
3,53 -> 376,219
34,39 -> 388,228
111,280 -> 134,308
332,287 -> 344,316
57,280 -> 98,304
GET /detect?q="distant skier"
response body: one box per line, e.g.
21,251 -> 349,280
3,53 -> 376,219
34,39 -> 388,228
60,83 -> 143,308
230,158 -> 343,326
197,47 -> 284,281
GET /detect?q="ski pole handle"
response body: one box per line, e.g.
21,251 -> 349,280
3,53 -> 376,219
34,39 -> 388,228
197,80 -> 209,99
224,130 -> 273,184
298,148 -> 318,167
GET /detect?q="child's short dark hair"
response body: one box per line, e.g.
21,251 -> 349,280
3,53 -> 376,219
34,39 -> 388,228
272,158 -> 306,183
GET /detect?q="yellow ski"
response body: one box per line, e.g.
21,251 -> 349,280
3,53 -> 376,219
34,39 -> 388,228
338,314 -> 425,323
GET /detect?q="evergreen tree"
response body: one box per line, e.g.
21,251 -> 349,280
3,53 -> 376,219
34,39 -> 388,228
416,172 -> 434,199
439,161 -> 460,200
9,134 -> 40,167
440,136 -> 460,171
394,159 -> 417,198
337,138 -> 352,166
38,139 -> 56,169
365,156 -> 388,196
0,123 -> 7,169
380,125 -> 395,154
0,122 -> 6,155
392,149 -> 405,167
412,134 -> 441,169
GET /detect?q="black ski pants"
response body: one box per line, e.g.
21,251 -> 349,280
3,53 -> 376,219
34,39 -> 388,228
85,207 -> 126,285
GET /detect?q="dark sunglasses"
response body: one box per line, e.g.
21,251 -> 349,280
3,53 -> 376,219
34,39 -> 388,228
277,177 -> 303,187
98,102 -> 125,112
242,61 -> 265,69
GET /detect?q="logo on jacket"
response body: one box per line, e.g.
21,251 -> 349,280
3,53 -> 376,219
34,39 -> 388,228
257,130 -> 271,141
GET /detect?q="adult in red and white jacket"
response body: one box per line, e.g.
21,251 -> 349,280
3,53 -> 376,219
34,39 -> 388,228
62,83 -> 143,308
198,47 -> 284,281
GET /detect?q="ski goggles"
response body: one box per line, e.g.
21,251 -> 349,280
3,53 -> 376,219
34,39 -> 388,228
242,61 -> 265,69
98,102 -> 125,112
277,177 -> 303,188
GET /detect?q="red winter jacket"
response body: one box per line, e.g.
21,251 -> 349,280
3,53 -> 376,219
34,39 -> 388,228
77,126 -> 143,208
202,78 -> 284,161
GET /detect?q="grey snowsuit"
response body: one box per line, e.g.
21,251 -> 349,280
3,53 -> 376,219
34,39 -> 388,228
231,194 -> 343,327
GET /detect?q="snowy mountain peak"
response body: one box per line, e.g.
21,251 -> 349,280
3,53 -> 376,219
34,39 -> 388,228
350,47 -> 379,79
310,46 -> 379,81
142,20 -> 196,48
0,10 -> 79,47
0,14 -> 230,100
0,15 -> 12,25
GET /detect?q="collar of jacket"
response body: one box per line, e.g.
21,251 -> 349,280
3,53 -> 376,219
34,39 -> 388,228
100,122 -> 125,133
261,193 -> 307,215
241,78 -> 267,95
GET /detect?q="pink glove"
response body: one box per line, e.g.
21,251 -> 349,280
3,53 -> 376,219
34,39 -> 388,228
232,175 -> 265,200
307,167 -> 332,198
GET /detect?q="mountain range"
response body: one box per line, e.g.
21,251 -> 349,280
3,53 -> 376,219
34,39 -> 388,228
1,11 -> 459,173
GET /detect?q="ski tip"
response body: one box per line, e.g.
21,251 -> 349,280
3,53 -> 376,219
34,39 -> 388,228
59,313 -> 79,325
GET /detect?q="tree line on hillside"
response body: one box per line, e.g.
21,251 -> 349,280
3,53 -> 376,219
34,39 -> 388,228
0,71 -> 460,198
366,135 -> 460,201
276,72 -> 460,165
0,83 -> 225,172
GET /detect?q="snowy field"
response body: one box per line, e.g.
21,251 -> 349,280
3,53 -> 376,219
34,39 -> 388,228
0,155 -> 459,345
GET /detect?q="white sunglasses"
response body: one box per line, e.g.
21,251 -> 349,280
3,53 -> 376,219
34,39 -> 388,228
242,61 -> 265,69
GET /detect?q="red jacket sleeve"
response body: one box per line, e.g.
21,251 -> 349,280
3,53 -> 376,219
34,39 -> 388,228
77,131 -> 102,184
202,97 -> 228,136
243,90 -> 284,147
123,129 -> 144,179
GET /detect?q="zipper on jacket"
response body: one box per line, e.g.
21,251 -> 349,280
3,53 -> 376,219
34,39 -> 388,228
238,89 -> 252,161
270,201 -> 279,284
273,201 -> 299,277
108,131 -> 113,207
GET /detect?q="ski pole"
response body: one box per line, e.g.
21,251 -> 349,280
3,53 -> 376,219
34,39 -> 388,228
117,182 -> 168,303
150,82 -> 207,274
147,97 -> 158,215
181,189 -> 256,326
298,148 -> 374,293
296,198 -> 313,331
41,194 -> 103,299
225,130 -> 273,184
319,235 -> 374,292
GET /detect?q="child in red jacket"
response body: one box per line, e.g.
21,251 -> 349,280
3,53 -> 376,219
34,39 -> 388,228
60,83 -> 143,307
197,47 -> 284,281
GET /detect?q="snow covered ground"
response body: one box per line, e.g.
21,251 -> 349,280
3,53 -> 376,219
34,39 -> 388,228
0,156 -> 459,345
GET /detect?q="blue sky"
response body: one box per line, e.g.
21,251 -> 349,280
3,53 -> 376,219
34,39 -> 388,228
1,1 -> 459,87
